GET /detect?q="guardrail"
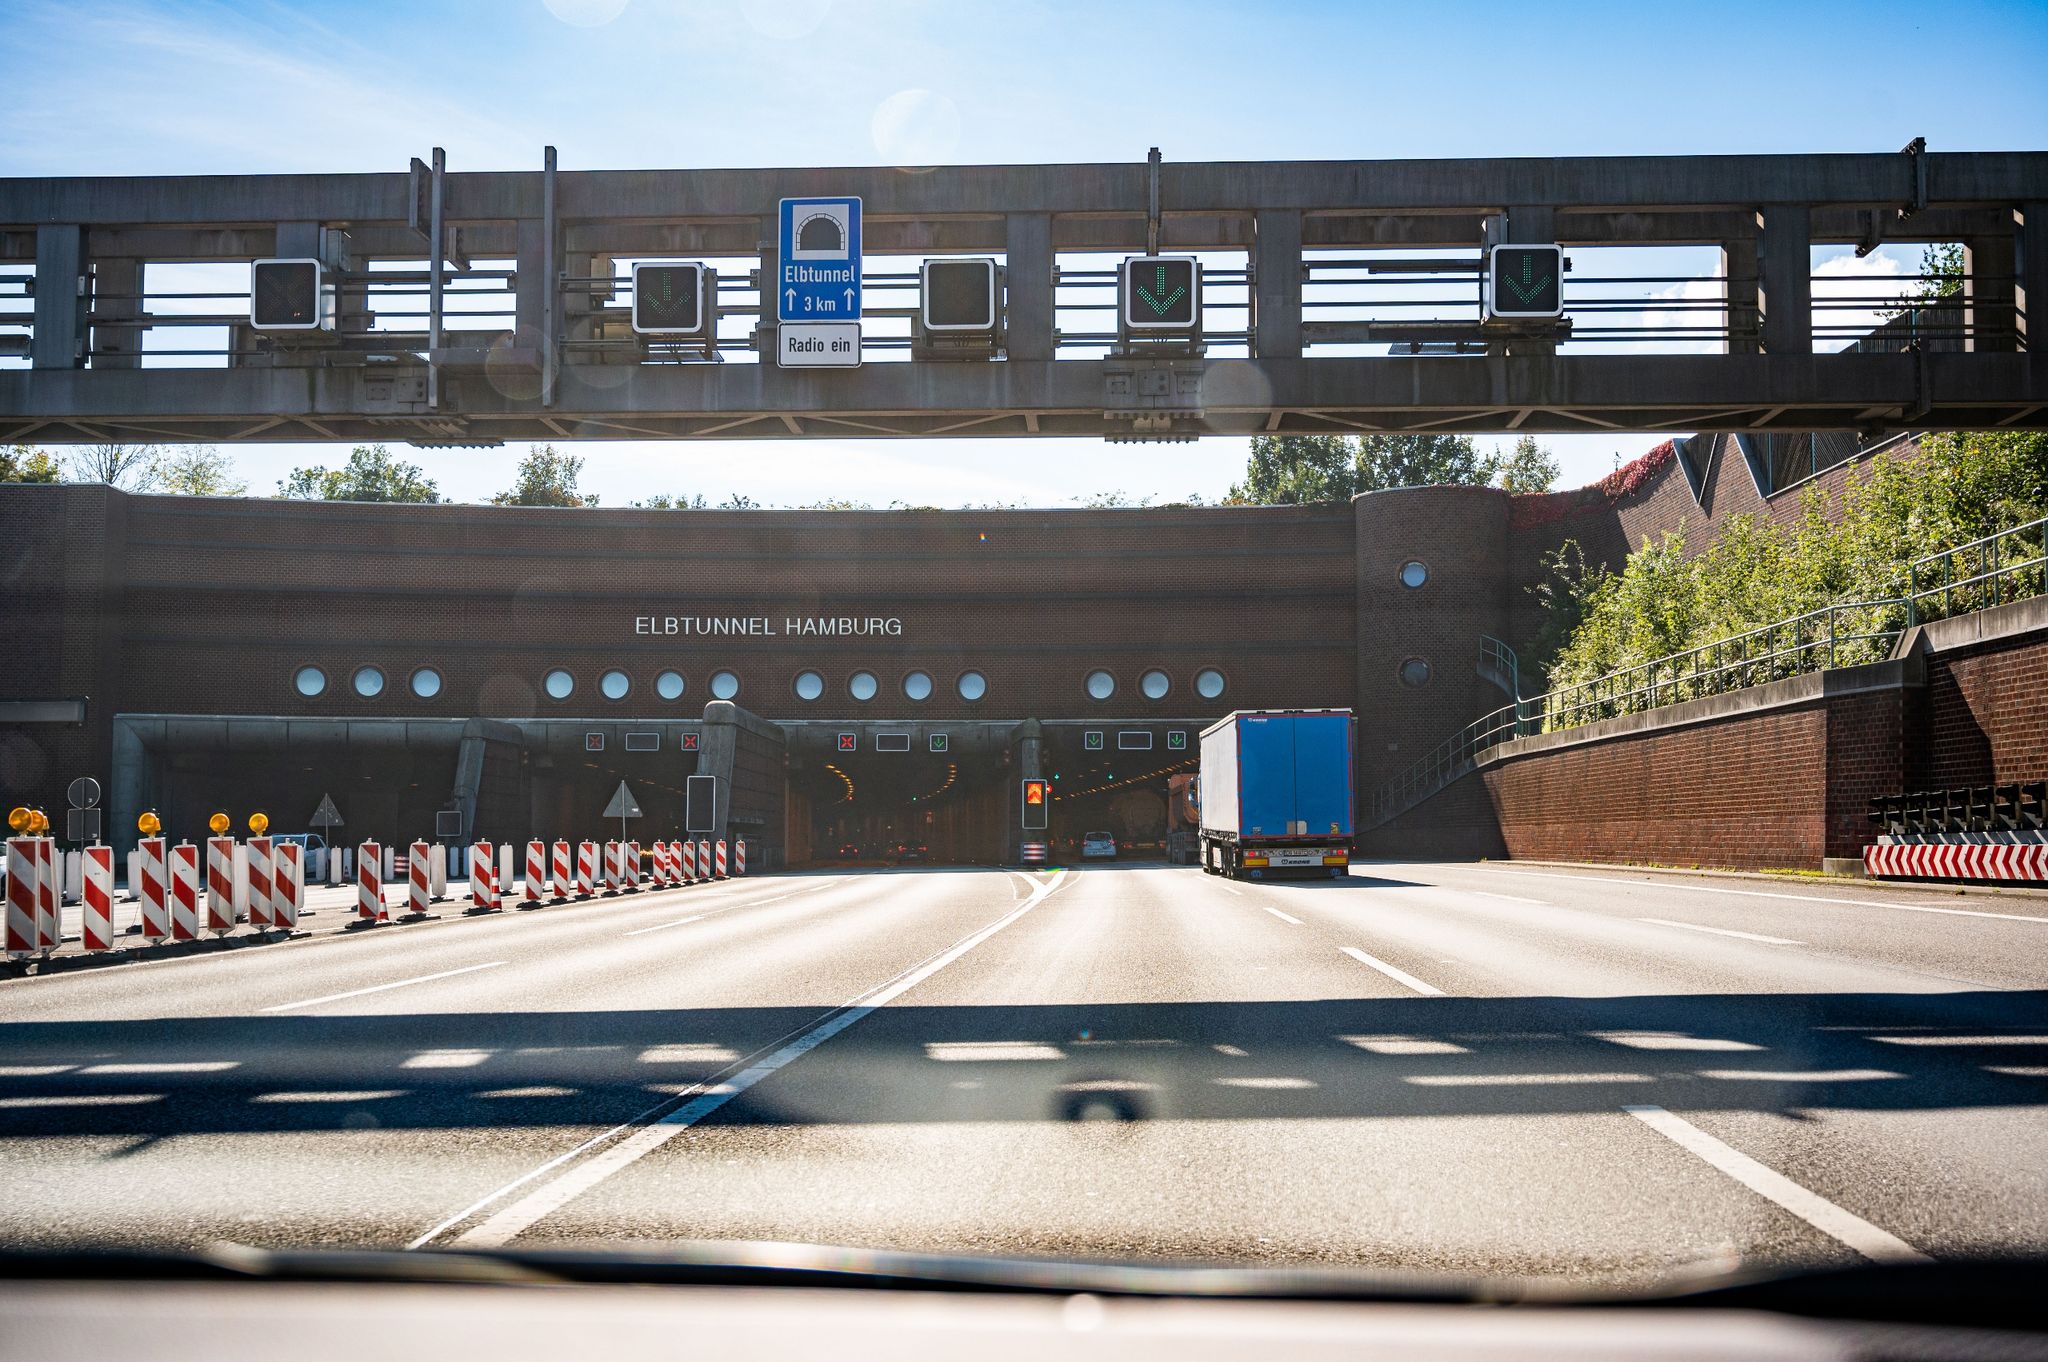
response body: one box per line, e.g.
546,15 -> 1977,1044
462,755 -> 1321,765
1368,513 -> 2047,825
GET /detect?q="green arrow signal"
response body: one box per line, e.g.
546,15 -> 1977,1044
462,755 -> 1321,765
1134,263 -> 1187,317
1501,252 -> 1554,305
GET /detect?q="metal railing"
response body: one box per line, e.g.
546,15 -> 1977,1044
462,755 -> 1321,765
1369,514 -> 2048,825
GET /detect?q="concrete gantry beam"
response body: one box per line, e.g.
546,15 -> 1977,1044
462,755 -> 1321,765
1757,205 -> 1813,356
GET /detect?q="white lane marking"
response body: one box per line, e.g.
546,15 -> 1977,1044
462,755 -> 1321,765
0,1094 -> 164,1108
1470,866 -> 2048,925
1260,904 -> 1303,926
1341,1034 -> 1470,1055
1591,1032 -> 1762,1052
1407,1072 -> 1650,1087
1871,1034 -> 2048,1046
81,1061 -> 239,1074
1987,1066 -> 2048,1078
420,869 -> 1069,1250
1212,1044 -> 1249,1057
636,1044 -> 739,1064
0,1065 -> 75,1077
402,1050 -> 491,1070
251,1090 -> 406,1104
623,915 -> 705,937
259,961 -> 505,1013
476,1086 -> 580,1099
1339,946 -> 1446,997
1636,917 -> 1803,945
1212,1076 -> 1316,1089
1464,890 -> 1550,905
1214,883 -> 1243,897
925,1041 -> 1064,1062
1623,1104 -> 1931,1263
1699,1069 -> 1903,1082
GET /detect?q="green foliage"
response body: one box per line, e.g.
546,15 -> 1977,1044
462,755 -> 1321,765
0,444 -> 63,484
1536,432 -> 2048,693
1078,490 -> 1153,508
493,444 -> 594,507
634,493 -> 709,509
280,444 -> 442,503
154,445 -> 246,496
1227,433 -> 1503,504
1895,242 -> 1965,315
1496,435 -> 1560,494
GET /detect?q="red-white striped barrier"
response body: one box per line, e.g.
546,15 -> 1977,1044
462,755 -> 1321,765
681,839 -> 697,881
697,840 -> 712,882
33,839 -> 58,953
470,841 -> 499,911
5,837 -> 35,959
734,839 -> 746,876
169,842 -> 201,942
624,840 -> 641,892
357,840 -> 386,923
603,841 -> 624,896
650,841 -> 670,888
81,845 -> 114,952
205,835 -> 238,935
246,836 -> 275,931
526,839 -> 546,907
274,841 -> 303,930
137,837 -> 169,943
551,840 -> 573,902
713,838 -> 728,879
1865,840 -> 2048,883
407,841 -> 432,916
576,841 -> 598,899
1020,842 -> 1048,864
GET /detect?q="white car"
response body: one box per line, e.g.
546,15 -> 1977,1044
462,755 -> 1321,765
1081,831 -> 1117,859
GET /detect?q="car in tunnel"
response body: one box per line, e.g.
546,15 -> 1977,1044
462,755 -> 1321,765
891,842 -> 930,863
1081,830 -> 1118,859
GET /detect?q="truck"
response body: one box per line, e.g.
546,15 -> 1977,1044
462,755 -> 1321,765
1164,773 -> 1202,865
1197,709 -> 1355,879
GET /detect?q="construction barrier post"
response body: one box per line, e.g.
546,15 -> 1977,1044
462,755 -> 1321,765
624,840 -> 641,891
407,841 -> 432,916
650,841 -> 668,888
469,841 -> 497,911
576,840 -> 598,899
735,839 -> 747,876
602,841 -> 622,896
137,838 -> 169,942
204,836 -> 237,935
169,842 -> 201,942
31,839 -> 58,953
246,836 -> 275,932
680,839 -> 697,882
713,838 -> 728,879
81,845 -> 114,952
526,840 -> 546,908
357,840 -> 385,923
5,838 -> 34,960
62,849 -> 81,906
551,840 -> 572,902
697,840 -> 711,883
429,844 -> 448,901
274,842 -> 303,931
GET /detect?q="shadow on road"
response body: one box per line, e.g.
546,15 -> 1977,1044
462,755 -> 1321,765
0,990 -> 2041,1139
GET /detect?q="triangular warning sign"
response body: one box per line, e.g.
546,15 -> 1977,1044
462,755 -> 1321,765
601,780 -> 643,819
310,793 -> 344,827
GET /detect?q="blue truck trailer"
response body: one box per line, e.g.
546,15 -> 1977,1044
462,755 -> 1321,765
1197,709 -> 1356,879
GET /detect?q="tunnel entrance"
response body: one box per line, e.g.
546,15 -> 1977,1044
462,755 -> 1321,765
1036,720 -> 1205,862
783,721 -> 1011,866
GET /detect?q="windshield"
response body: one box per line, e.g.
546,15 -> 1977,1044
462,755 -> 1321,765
1,0 -> 2046,1299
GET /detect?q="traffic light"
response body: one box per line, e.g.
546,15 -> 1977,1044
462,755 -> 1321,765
1486,244 -> 1564,319
921,258 -> 997,332
632,261 -> 708,335
250,258 -> 331,331
1020,778 -> 1050,830
1121,255 -> 1200,331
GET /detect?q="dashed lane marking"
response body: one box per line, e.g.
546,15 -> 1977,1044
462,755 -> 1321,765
259,961 -> 505,1013
1636,917 -> 1803,945
1339,946 -> 1446,997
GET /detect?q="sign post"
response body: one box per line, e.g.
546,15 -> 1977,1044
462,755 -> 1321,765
310,792 -> 344,884
777,196 -> 862,368
602,780 -> 643,845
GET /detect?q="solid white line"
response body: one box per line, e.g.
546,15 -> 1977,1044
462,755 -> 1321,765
1636,917 -> 1803,945
259,961 -> 505,1013
81,1061 -> 239,1074
1339,946 -> 1446,996
1622,1104 -> 1930,1263
1469,866 -> 2048,924
1260,904 -> 1303,926
623,915 -> 705,937
0,1094 -> 164,1108
424,869 -> 1070,1250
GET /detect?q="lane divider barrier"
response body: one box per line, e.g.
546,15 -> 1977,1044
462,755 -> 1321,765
526,840 -> 546,909
551,840 -> 573,903
625,840 -> 641,892
82,845 -> 114,952
470,841 -> 499,912
357,839 -> 387,924
576,840 -> 598,900
714,838 -> 728,879
138,836 -> 169,943
735,839 -> 746,876
697,839 -> 712,883
681,839 -> 698,882
603,840 -> 624,897
6,836 -> 38,959
170,841 -> 201,942
407,841 -> 433,917
246,835 -> 275,932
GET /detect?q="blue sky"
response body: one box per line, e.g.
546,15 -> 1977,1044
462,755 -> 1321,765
4,0 -> 2046,504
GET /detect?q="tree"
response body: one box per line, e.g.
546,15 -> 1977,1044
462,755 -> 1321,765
720,493 -> 760,509
1226,433 -> 1502,504
633,493 -> 708,509
492,444 -> 595,507
1496,435 -> 1560,494
1077,490 -> 1152,508
62,442 -> 162,491
280,444 -> 442,503
0,444 -> 62,484
155,445 -> 246,496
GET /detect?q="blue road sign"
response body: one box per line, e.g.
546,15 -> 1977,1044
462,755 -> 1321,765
778,196 -> 862,322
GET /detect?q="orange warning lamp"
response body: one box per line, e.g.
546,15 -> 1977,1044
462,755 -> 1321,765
6,807 -> 27,833
208,812 -> 230,835
248,812 -> 270,835
137,811 -> 162,837
29,810 -> 48,835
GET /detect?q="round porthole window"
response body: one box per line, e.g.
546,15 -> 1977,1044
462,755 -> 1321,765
1195,668 -> 1226,700
903,670 -> 933,702
544,669 -> 574,701
293,665 -> 326,698
601,669 -> 630,701
655,671 -> 685,701
1399,657 -> 1432,688
1400,560 -> 1429,589
1085,670 -> 1115,701
710,670 -> 740,700
849,671 -> 878,702
956,670 -> 987,701
352,666 -> 385,698
794,670 -> 825,701
410,667 -> 442,699
1140,669 -> 1169,700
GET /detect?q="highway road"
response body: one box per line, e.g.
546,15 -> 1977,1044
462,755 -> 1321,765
0,860 -> 2043,1286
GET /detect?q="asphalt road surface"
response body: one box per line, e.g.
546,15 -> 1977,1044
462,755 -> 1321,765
0,860 -> 2043,1286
